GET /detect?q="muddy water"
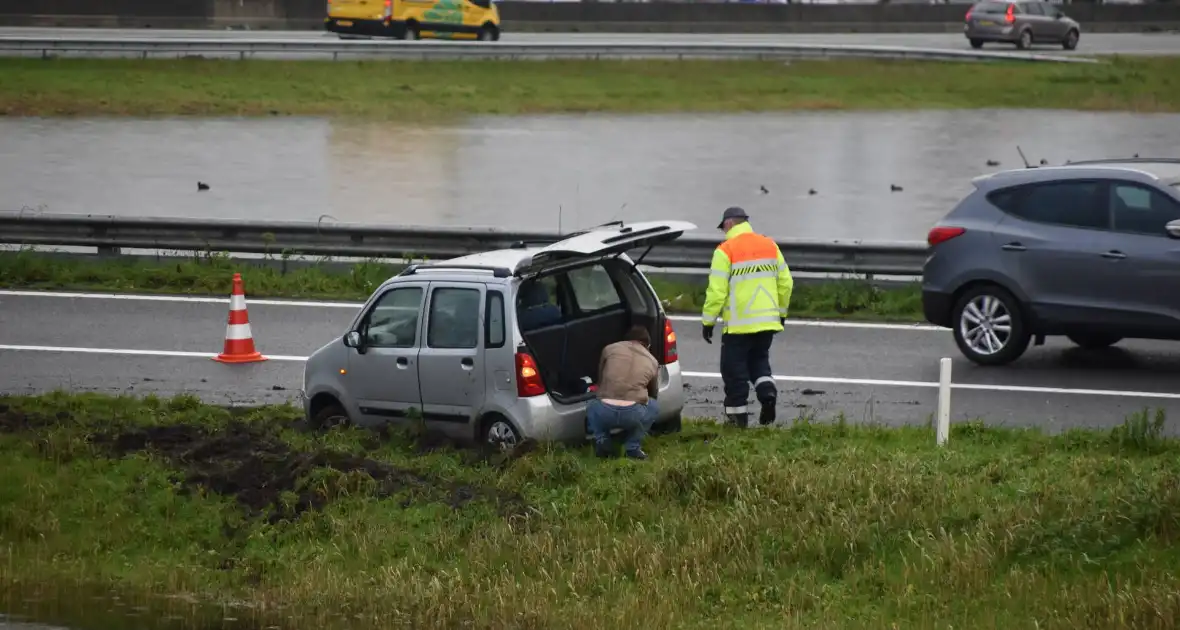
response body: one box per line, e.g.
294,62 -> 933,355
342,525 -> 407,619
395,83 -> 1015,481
6,111 -> 1180,241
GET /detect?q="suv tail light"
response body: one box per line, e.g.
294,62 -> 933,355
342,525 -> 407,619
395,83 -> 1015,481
515,352 -> 546,397
965,7 -> 972,20
928,226 -> 966,247
1005,4 -> 1014,23
384,0 -> 392,17
662,318 -> 678,364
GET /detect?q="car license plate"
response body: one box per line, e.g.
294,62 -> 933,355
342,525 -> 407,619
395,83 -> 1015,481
978,20 -> 995,26
337,20 -> 353,26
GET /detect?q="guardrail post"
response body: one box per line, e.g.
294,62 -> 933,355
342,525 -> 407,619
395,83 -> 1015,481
936,357 -> 951,446
96,246 -> 122,257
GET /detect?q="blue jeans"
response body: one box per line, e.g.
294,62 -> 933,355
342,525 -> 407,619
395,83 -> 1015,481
587,398 -> 659,453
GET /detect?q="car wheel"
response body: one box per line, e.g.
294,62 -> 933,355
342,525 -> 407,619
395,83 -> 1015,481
1066,333 -> 1122,350
951,284 -> 1031,366
477,25 -> 498,41
402,23 -> 420,40
1016,29 -> 1032,50
650,414 -> 683,435
483,417 -> 521,451
1063,29 -> 1079,50
311,402 -> 351,430
969,39 -> 984,49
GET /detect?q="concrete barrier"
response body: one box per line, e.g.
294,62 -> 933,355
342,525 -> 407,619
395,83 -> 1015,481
3,0 -> 1179,33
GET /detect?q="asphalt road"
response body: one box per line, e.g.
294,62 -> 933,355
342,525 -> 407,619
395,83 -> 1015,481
0,26 -> 1177,55
3,290 -> 1179,433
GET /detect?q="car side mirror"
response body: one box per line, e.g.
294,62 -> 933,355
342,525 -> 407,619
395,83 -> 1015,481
1166,220 -> 1180,239
344,331 -> 363,350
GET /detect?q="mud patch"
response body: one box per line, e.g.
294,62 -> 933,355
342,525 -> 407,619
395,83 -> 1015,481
71,420 -> 533,523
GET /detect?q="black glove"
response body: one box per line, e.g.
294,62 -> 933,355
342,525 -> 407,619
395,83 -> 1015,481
780,317 -> 786,327
702,324 -> 714,344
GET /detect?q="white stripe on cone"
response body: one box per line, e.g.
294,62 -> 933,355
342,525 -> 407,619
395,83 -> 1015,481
225,323 -> 253,341
229,294 -> 247,311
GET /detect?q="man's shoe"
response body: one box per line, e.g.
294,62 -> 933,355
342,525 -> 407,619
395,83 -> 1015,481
726,413 -> 749,429
625,449 -> 648,460
595,441 -> 617,459
759,399 -> 777,426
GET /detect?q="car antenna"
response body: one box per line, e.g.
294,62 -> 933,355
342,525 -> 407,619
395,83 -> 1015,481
1016,145 -> 1033,169
558,204 -> 563,235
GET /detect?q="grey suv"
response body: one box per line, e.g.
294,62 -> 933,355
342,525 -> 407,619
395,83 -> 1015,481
964,0 -> 1081,50
922,158 -> 1180,366
301,220 -> 693,447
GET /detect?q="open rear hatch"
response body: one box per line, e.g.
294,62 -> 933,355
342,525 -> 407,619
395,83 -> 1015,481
513,220 -> 698,279
514,220 -> 696,400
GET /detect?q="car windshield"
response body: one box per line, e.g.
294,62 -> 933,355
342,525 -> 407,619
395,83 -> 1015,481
973,1 -> 1010,13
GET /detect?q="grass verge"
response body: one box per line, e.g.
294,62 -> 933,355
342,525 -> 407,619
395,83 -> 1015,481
0,251 -> 925,321
2,56 -> 1180,117
1,392 -> 1178,629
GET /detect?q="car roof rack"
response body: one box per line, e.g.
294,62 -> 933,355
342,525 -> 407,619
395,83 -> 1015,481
1065,157 -> 1180,166
399,263 -> 512,278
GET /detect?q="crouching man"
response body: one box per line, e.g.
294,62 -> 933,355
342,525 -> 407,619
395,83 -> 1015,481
587,325 -> 660,460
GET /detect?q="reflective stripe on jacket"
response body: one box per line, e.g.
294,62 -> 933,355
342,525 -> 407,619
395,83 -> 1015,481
701,222 -> 794,334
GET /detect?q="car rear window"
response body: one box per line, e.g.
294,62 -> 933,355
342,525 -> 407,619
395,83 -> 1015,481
973,1 -> 1010,13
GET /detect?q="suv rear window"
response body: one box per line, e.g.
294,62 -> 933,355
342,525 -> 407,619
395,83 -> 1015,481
973,1 -> 1010,12
987,181 -> 1108,230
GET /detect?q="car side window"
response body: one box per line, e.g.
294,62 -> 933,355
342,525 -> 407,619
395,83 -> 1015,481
566,264 -> 624,313
988,181 -> 1108,230
1023,2 -> 1043,15
427,287 -> 482,349
361,287 -> 423,348
486,290 -> 505,348
1110,183 -> 1180,237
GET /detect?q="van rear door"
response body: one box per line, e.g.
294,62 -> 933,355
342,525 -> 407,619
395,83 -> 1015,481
514,220 -> 698,278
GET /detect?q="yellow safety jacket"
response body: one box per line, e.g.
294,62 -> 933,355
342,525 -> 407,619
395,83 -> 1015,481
701,222 -> 794,334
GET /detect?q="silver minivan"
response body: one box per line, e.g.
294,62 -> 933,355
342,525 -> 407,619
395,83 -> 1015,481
301,220 -> 693,448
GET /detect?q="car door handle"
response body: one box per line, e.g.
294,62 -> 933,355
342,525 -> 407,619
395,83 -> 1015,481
396,357 -> 409,368
1102,250 -> 1127,260
1001,242 -> 1026,252
461,357 -> 474,369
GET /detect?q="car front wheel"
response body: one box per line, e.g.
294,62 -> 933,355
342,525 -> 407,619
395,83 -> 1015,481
1016,29 -> 1032,50
969,39 -> 984,49
952,284 -> 1031,366
1063,29 -> 1079,50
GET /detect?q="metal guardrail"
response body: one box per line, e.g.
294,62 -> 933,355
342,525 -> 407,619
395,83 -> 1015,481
0,36 -> 1095,63
0,213 -> 929,277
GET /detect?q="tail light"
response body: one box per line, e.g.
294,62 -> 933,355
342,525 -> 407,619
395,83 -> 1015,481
965,8 -> 972,20
662,318 -> 678,364
928,226 -> 966,247
1005,4 -> 1014,23
384,0 -> 393,17
515,352 -> 546,397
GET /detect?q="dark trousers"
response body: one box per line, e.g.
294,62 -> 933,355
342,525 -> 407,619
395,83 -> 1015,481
720,330 -> 777,413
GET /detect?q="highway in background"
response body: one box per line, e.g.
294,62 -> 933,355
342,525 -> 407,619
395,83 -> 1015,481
2,290 -> 1178,433
0,26 -> 1177,55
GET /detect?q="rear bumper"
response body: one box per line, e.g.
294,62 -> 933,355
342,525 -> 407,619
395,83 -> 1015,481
964,24 -> 1018,42
922,289 -> 955,328
511,360 -> 686,442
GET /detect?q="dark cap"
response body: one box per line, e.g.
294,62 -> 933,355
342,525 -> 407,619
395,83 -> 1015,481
717,206 -> 749,229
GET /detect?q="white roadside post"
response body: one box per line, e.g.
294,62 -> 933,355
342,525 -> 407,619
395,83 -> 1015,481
936,357 -> 952,446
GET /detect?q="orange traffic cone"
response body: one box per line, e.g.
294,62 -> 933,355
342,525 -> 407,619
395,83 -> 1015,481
213,273 -> 267,364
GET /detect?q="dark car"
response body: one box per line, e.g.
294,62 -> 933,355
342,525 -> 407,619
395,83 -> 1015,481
922,158 -> 1180,366
964,0 -> 1081,50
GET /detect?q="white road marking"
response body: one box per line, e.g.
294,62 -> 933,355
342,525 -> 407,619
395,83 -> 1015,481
2,344 -> 1177,400
0,345 -> 308,362
0,290 -> 944,332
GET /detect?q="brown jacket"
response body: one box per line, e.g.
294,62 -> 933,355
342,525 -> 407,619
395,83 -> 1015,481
596,340 -> 659,405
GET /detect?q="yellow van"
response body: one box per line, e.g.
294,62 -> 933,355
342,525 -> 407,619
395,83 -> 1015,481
326,0 -> 501,41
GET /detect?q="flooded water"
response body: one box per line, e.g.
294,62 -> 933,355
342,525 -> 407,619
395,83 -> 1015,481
6,110 -> 1180,241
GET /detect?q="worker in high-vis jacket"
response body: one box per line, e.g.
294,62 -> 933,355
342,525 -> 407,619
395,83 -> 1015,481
701,207 -> 794,428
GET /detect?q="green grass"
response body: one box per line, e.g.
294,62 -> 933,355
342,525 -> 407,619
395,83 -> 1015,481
2,56 -> 1180,117
0,250 -> 924,321
1,392 -> 1179,629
